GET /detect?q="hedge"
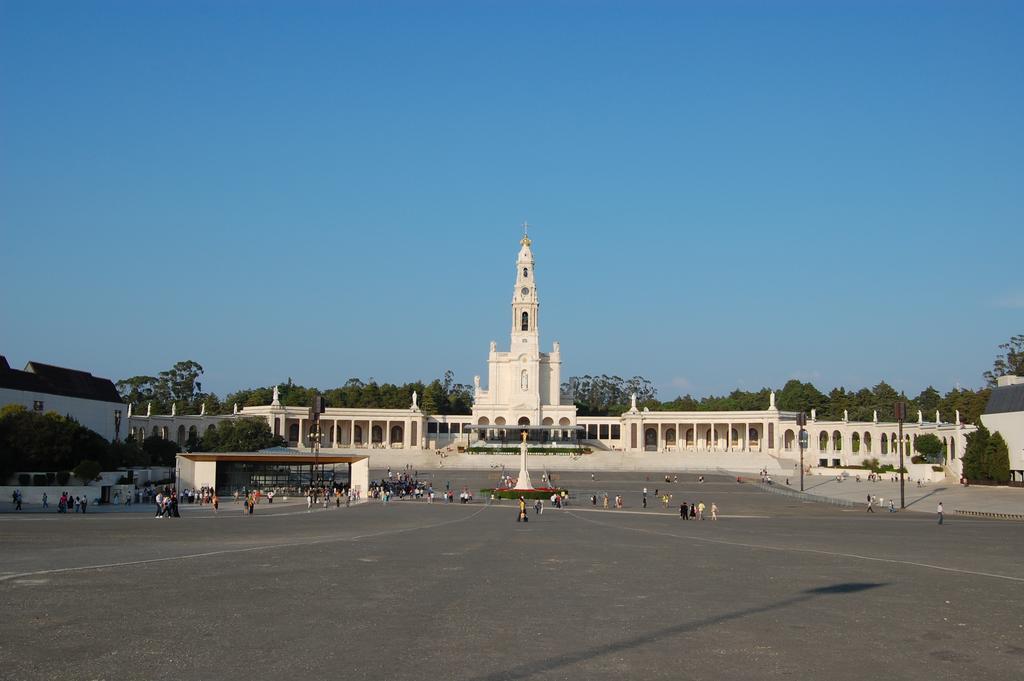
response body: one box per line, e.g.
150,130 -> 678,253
481,488 -> 568,500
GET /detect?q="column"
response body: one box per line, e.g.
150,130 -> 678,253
405,418 -> 412,448
298,417 -> 305,447
332,419 -> 338,448
762,421 -> 768,452
655,422 -> 661,452
727,422 -> 732,451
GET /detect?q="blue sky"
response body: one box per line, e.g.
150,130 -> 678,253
1,1 -> 1021,399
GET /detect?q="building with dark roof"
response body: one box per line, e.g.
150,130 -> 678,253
981,375 -> 1024,482
0,356 -> 125,441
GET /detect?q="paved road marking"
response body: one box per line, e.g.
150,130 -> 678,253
565,510 -> 1024,583
0,504 -> 488,583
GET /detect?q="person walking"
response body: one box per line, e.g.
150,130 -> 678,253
937,501 -> 944,525
42,492 -> 48,509
212,493 -> 219,512
680,502 -> 688,519
866,494 -> 875,513
306,491 -> 313,512
697,501 -> 705,520
711,502 -> 718,520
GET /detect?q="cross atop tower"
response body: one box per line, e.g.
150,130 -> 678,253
520,220 -> 531,246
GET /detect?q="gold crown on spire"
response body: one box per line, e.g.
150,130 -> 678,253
520,220 -> 531,246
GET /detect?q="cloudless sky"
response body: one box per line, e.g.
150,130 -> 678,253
1,0 -> 1021,400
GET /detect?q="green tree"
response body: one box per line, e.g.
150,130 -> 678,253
984,432 -> 1011,483
142,436 -> 179,466
421,380 -> 445,415
200,418 -> 285,452
776,380 -> 827,415
72,460 -> 102,484
962,424 -> 989,481
983,334 -> 1024,386
913,433 -> 945,464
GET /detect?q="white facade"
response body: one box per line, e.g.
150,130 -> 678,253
471,232 -> 577,429
980,375 -> 1024,481
127,233 -> 977,477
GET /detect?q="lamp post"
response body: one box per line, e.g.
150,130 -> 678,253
796,411 -> 807,491
895,400 -> 907,509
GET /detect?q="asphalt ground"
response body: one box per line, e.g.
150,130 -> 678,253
1,472 -> 1022,681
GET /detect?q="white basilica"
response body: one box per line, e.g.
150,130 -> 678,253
130,232 -> 975,478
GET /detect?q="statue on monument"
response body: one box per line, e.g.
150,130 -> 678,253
630,393 -> 637,411
411,390 -> 418,409
271,385 -> 281,407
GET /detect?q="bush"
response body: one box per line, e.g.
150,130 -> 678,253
32,473 -> 47,486
914,433 -> 945,463
910,455 -> 925,464
56,470 -> 70,486
17,473 -> 30,486
72,460 -> 102,485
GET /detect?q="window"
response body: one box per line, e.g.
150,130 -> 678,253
439,423 -> 450,434
427,422 -> 438,434
611,424 -> 621,440
523,267 -> 528,278
588,424 -> 598,439
521,311 -> 529,331
599,424 -> 609,439
32,400 -> 44,412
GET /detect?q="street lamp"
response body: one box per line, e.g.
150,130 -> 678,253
796,411 -> 807,491
895,400 -> 907,509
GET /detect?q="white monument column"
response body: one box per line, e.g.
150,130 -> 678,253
514,431 -> 534,490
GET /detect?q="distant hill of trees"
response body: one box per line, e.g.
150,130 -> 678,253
115,334 -> 1022,424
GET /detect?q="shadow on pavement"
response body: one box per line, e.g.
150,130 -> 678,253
467,582 -> 886,681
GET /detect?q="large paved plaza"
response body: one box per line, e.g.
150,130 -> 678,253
2,472 -> 1023,681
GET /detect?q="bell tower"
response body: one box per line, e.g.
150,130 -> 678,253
511,223 -> 539,355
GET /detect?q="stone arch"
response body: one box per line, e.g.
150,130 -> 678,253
665,427 -> 676,443
523,267 -> 529,278
863,432 -> 872,453
289,423 -> 300,442
477,416 -> 489,425
517,417 -> 530,426
706,428 -> 716,448
521,311 -> 529,331
685,428 -> 695,446
495,417 -> 506,426
542,417 -> 554,426
177,425 -> 186,445
784,429 -> 795,451
851,432 -> 861,453
748,427 -> 760,447
818,431 -> 829,452
832,430 -> 842,452
206,424 -> 216,435
559,417 -> 571,426
644,428 -> 657,449
188,425 -> 198,442
390,425 -> 403,444
371,425 -> 383,443
152,425 -> 160,438
730,428 -> 740,447
880,433 -> 888,454
950,437 -> 956,460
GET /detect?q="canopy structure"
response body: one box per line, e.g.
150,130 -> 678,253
176,451 -> 370,496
